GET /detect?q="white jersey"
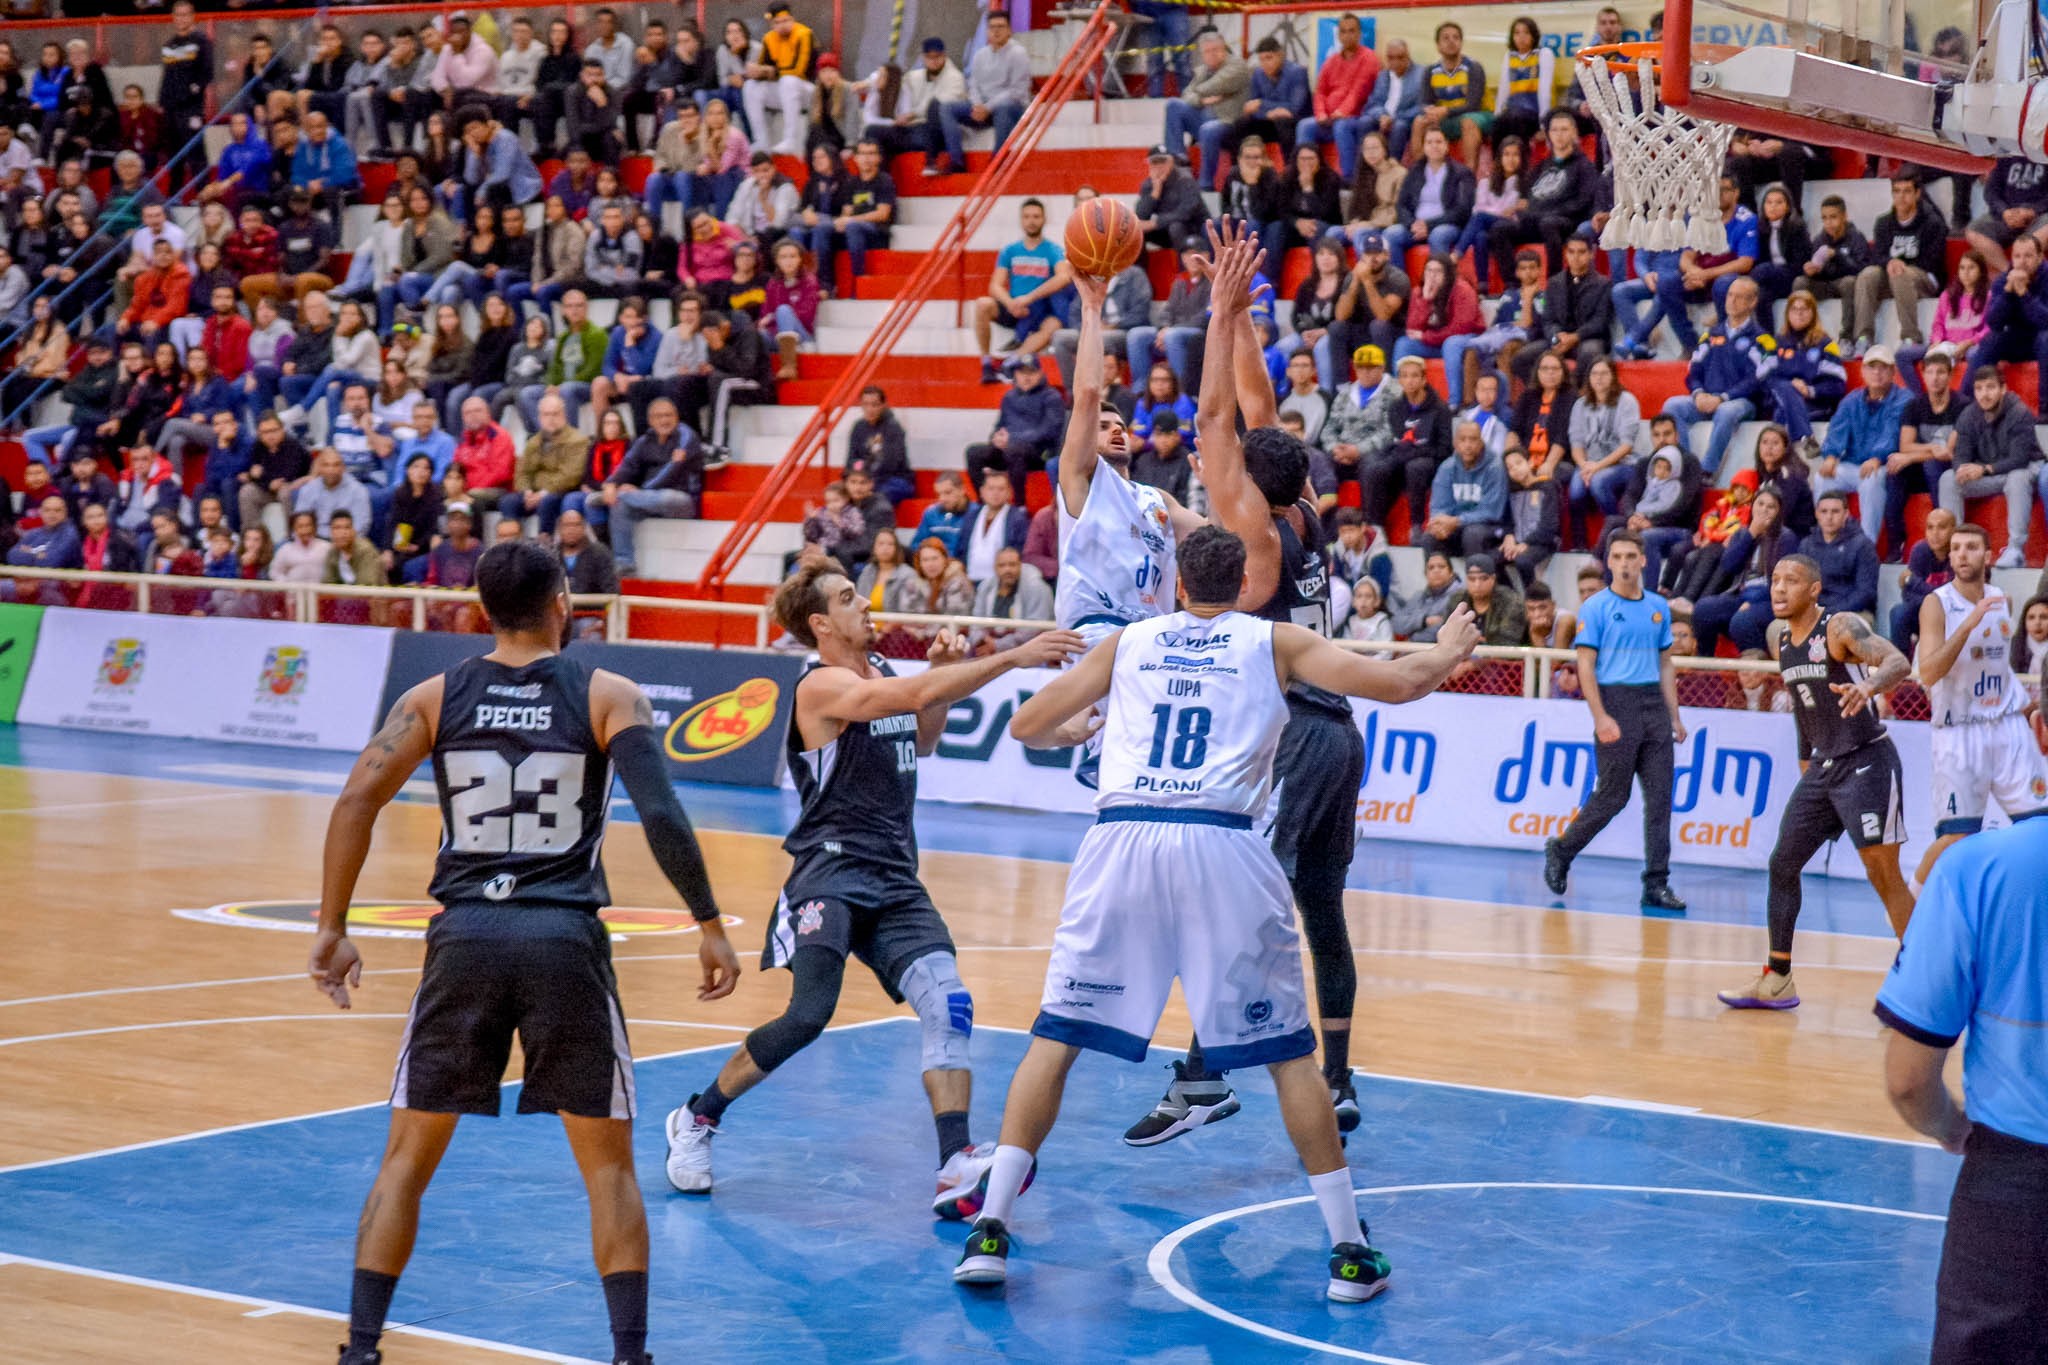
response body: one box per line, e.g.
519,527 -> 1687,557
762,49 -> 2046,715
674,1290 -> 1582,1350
1928,583 -> 2027,728
1055,457 -> 1177,632
1096,611 -> 1290,817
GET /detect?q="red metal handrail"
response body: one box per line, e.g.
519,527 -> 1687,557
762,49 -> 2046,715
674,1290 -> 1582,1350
697,0 -> 1120,593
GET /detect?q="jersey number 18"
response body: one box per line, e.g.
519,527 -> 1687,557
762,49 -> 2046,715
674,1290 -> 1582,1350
1146,704 -> 1211,770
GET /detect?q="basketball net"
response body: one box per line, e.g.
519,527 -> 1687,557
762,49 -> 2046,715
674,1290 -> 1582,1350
1578,52 -> 1733,255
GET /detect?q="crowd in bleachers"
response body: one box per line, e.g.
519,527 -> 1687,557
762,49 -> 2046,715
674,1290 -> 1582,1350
2,3 -> 2048,668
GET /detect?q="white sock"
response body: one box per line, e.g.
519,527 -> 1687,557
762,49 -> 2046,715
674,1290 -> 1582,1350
1307,1167 -> 1363,1248
980,1144 -> 1035,1226
1907,874 -> 1923,899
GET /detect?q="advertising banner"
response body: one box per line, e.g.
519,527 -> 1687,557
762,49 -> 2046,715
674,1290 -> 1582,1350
16,609 -> 395,751
565,641 -> 805,787
0,604 -> 46,724
377,631 -> 494,720
889,662 -> 1937,879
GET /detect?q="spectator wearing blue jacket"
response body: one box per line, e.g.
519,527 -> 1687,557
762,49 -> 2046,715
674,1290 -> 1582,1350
1762,293 -> 1847,442
1128,365 -> 1199,449
391,409 -> 457,485
910,471 -> 977,559
963,354 -> 1067,493
1799,492 -> 1880,614
4,496 -> 83,604
1221,38 -> 1311,177
589,299 -> 663,429
457,111 -> 543,219
1813,347 -> 1910,544
1661,276 -> 1770,475
1417,419 -> 1507,559
1363,40 -> 1426,160
290,111 -> 360,221
211,112 -> 273,211
1615,176 -> 1759,358
197,410 -> 254,526
1967,231 -> 2048,379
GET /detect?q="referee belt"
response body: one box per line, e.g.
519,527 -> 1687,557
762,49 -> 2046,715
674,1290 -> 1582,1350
1097,804 -> 1254,830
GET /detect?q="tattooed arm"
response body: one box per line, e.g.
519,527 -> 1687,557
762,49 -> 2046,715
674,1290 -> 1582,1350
309,677 -> 442,1008
1827,611 -> 1910,716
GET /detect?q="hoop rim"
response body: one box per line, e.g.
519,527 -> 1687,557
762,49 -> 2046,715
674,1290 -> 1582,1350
1576,40 -> 1743,75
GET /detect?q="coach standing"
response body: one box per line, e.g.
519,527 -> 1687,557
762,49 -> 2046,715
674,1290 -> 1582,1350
1876,817 -> 2048,1361
1542,530 -> 1688,910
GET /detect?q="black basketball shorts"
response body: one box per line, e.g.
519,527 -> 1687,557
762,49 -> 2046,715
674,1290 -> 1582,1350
1267,704 -> 1366,890
1784,738 -> 1907,852
762,872 -> 956,1003
390,904 -> 634,1119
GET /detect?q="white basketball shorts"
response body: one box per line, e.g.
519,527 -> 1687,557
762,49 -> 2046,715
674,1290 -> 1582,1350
1032,807 -> 1315,1070
1931,713 -> 2048,835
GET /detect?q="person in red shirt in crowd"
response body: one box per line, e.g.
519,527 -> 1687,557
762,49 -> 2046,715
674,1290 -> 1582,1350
118,84 -> 165,171
119,240 -> 191,347
200,284 -> 253,382
225,206 -> 283,307
1298,13 -> 1380,181
451,398 -> 517,506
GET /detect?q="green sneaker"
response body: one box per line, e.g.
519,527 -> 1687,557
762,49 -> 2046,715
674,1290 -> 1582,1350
1328,1241 -> 1391,1302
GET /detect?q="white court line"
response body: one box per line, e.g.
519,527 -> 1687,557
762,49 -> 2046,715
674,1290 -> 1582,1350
0,1020 -> 904,1176
1145,1180 -> 1944,1363
0,789 -> 265,817
0,1252 -> 599,1363
0,944 -> 1887,1011
0,1013 -> 753,1050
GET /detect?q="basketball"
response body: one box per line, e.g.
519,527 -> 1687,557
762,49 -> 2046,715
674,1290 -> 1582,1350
1062,197 -> 1144,279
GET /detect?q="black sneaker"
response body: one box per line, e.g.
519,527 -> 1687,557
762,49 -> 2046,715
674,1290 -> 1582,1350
1122,1059 -> 1240,1147
337,1348 -> 383,1365
979,356 -> 1002,384
1330,1074 -> 1361,1134
953,1217 -> 1011,1284
1328,1241 -> 1391,1302
615,1355 -> 653,1365
1542,837 -> 1570,896
1641,882 -> 1688,913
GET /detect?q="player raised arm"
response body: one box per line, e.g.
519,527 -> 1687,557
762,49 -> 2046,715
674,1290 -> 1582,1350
806,627 -> 1087,728
1056,272 -> 1112,518
1010,628 -> 1122,746
589,668 -> 739,1000
309,679 -> 443,1008
1274,605 -> 1482,702
1917,587 -> 2002,687
1193,219 -> 1282,608
915,626 -> 973,755
1826,611 -> 1910,716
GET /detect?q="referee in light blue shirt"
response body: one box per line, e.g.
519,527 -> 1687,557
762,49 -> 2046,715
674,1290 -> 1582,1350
1542,531 -> 1687,910
1876,816 -> 2048,1362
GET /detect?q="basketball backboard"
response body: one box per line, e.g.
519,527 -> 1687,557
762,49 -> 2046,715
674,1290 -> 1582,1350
1654,0 -> 2038,171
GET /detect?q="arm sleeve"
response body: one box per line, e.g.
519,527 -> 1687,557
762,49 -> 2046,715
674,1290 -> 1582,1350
609,724 -> 721,922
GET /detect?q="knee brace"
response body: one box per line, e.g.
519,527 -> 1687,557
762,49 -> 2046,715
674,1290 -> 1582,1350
900,951 -> 973,1071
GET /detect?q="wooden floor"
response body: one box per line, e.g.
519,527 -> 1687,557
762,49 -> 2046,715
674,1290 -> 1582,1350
0,762 -> 1936,1361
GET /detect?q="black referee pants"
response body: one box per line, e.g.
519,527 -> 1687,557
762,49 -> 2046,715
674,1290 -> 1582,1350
1934,1125 -> 2048,1364
1554,683 -> 1673,886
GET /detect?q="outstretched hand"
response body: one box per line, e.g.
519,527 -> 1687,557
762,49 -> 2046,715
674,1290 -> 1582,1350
1200,218 -> 1267,315
1433,603 -> 1482,663
1071,270 -> 1109,312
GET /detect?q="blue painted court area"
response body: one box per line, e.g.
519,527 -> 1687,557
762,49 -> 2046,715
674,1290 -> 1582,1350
0,1020 -> 1956,1363
0,725 -> 1901,941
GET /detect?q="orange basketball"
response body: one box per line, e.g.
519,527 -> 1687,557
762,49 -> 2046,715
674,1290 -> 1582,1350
1063,197 -> 1144,279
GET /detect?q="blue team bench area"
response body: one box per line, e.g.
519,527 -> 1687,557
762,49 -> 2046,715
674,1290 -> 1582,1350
0,1018 -> 1958,1363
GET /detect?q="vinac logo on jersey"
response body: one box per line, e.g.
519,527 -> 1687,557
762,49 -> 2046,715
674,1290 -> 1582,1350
257,645 -> 310,701
171,899 -> 737,939
96,638 -> 145,691
665,677 -> 780,763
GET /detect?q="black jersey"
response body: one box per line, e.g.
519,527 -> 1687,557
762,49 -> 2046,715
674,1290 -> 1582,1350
1779,610 -> 1887,762
1248,499 -> 1350,718
428,653 -> 614,910
783,656 -> 922,881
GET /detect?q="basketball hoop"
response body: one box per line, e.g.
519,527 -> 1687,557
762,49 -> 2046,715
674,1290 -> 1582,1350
1577,43 -> 1736,255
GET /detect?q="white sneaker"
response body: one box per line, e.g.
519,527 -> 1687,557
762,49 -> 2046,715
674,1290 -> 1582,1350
933,1142 -> 995,1221
664,1103 -> 716,1193
1994,546 -> 2026,570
